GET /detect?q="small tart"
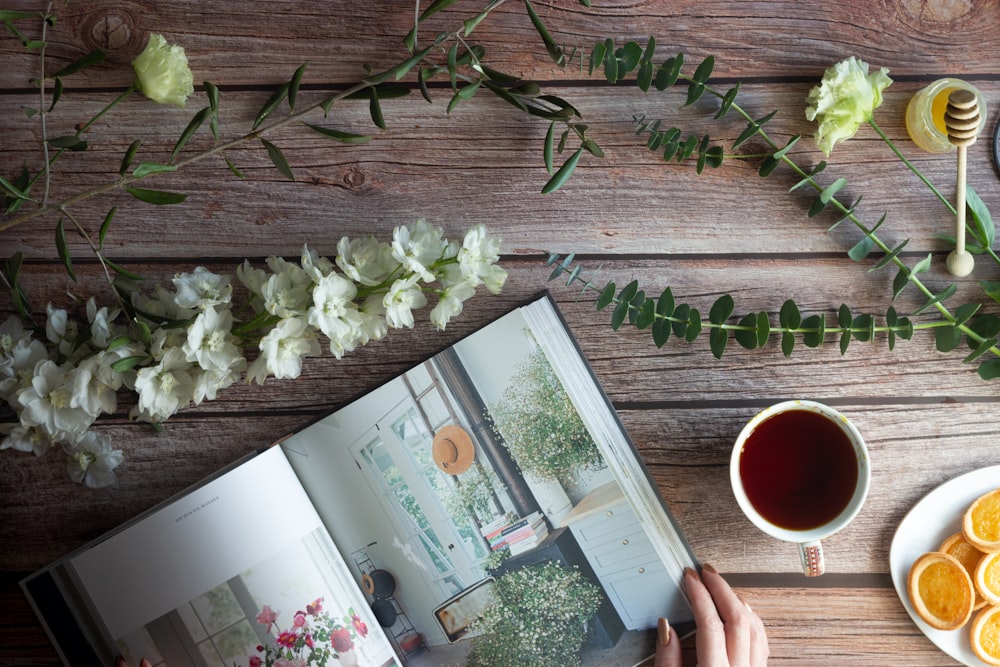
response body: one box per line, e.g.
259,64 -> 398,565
977,551 -> 1000,606
970,605 -> 1000,666
907,551 -> 975,631
963,488 -> 1000,553
940,532 -> 989,610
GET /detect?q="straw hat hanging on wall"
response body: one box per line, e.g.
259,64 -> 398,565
432,425 -> 476,474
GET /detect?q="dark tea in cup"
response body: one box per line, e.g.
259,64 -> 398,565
738,408 -> 858,530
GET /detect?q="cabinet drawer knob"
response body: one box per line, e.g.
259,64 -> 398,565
606,510 -> 614,517
622,539 -> 629,546
638,567 -> 645,574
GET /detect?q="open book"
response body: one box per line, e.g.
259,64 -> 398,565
22,294 -> 697,667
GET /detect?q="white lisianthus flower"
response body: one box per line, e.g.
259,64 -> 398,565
134,347 -> 196,422
430,267 -> 477,330
308,273 -> 363,347
391,219 -> 449,282
300,244 -> 335,283
805,56 -> 892,156
183,306 -> 245,373
247,317 -> 320,384
172,266 -> 233,310
85,298 -> 121,349
458,224 -> 508,295
64,431 -> 124,488
0,337 -> 50,405
336,236 -> 397,286
384,275 -> 427,329
17,360 -> 95,440
131,33 -> 194,109
1,423 -> 53,456
261,258 -> 312,318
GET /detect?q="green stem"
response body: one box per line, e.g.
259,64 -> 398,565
868,118 -> 955,215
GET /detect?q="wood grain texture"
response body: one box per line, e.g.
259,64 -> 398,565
4,1 -> 1000,665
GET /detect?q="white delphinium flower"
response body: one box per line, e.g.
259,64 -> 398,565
183,306 -> 245,372
336,236 -> 397,286
1,423 -> 53,456
261,257 -> 312,318
64,431 -> 123,488
85,298 -> 122,349
357,295 -> 389,346
237,259 -> 268,298
0,316 -> 29,354
132,284 -> 197,322
0,337 -> 49,405
391,219 -> 448,282
134,347 -> 196,422
300,244 -> 335,283
17,360 -> 96,440
191,366 -> 242,404
172,266 -> 232,310
149,325 -> 188,362
45,304 -> 81,359
246,316 -> 320,384
67,356 -> 118,417
308,273 -> 364,358
458,224 -> 508,295
430,266 -> 477,330
384,274 -> 427,329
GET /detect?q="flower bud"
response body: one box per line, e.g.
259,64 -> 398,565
132,33 -> 194,108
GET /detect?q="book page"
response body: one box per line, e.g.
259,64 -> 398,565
61,446 -> 397,667
281,295 -> 693,666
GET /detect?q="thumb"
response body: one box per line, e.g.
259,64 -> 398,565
654,617 -> 682,667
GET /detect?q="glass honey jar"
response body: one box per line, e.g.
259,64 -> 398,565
906,78 -> 987,153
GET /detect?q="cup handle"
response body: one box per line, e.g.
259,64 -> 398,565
799,540 -> 825,577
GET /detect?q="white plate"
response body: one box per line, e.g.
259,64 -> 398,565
889,465 -> 1000,666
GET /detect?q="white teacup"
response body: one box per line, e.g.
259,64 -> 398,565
729,400 -> 871,576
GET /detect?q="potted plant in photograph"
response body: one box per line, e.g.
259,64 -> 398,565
467,560 -> 603,667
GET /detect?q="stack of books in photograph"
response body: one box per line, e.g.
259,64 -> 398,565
482,511 -> 549,556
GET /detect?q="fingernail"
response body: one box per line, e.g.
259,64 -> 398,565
701,562 -> 718,575
658,617 -> 671,646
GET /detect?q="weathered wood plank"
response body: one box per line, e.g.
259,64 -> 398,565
1,0 -> 999,89
4,83 -> 997,258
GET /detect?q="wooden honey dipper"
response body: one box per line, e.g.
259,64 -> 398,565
944,89 -> 982,277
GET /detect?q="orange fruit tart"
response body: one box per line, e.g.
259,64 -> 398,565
977,551 -> 1000,606
907,551 -> 975,630
939,531 -> 989,610
963,488 -> 1000,553
970,605 -> 1000,666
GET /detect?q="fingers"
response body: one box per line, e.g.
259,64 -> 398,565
654,617 -> 682,667
686,564 -> 769,667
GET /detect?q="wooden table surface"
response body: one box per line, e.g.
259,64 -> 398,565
3,0 -> 1000,665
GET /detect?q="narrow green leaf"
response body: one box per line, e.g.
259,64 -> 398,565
603,39 -> 619,83
967,186 -> 995,248
55,218 -> 76,281
98,207 -> 117,249
305,124 -> 373,144
50,49 -> 106,78
111,355 -> 146,373
684,81 -> 705,107
47,134 -> 86,150
953,302 -> 982,327
981,280 -> 1000,305
870,238 -> 909,270
541,148 -> 583,194
589,42 -> 606,76
125,186 -> 187,205
49,76 -> 63,111
771,135 -> 801,160
543,122 -> 555,174
0,10 -> 37,20
288,62 -> 308,112
820,177 -> 847,204
261,138 -> 294,180
964,337 -> 998,363
789,161 -> 828,192
891,268 -> 909,300
253,82 -> 290,130
395,46 -> 432,81
103,257 -> 143,280
781,331 -> 795,357
132,162 -> 178,179
368,87 -> 386,129
912,253 -> 933,275
913,283 -> 958,316
224,156 -> 246,179
757,156 -> 779,177
0,174 -> 32,201
715,84 -> 740,119
525,0 -> 564,65
464,11 -> 489,35
637,59 -> 654,92
848,235 -> 874,261
119,139 -> 141,176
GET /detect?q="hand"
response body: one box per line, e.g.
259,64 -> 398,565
655,563 -> 769,667
115,657 -> 152,667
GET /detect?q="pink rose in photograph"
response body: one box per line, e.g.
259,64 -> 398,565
293,612 -> 306,628
351,613 -> 369,638
330,626 -> 355,653
248,657 -> 261,667
256,604 -> 279,633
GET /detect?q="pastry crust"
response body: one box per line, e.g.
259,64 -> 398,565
939,532 -> 989,610
963,488 -> 1000,553
977,551 -> 1000,607
970,605 -> 1000,666
907,551 -> 975,631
